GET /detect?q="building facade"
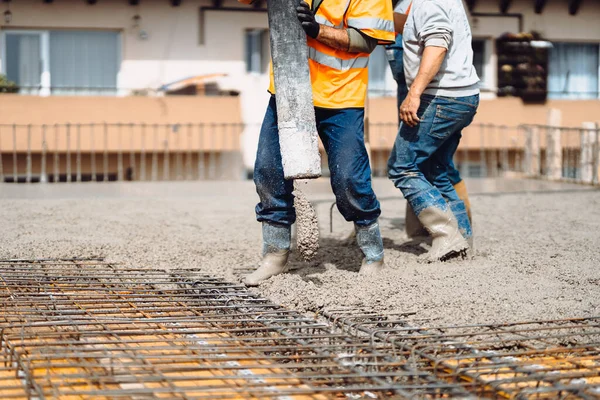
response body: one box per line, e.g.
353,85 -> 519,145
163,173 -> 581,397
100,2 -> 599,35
1,0 -> 599,181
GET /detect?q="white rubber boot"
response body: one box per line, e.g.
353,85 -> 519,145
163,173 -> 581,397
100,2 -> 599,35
244,222 -> 291,287
355,222 -> 385,275
418,206 -> 469,262
244,250 -> 290,287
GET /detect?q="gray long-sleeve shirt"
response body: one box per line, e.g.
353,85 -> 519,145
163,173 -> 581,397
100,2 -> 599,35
402,0 -> 479,97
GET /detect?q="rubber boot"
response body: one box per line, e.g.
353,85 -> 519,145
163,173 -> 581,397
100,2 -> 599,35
418,206 -> 469,262
405,181 -> 472,237
355,221 -> 385,275
408,188 -> 469,262
244,222 -> 291,287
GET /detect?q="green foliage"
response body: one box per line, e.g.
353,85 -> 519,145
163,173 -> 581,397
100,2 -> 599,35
0,74 -> 18,93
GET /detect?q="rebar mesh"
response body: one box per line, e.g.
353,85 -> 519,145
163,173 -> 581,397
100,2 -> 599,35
324,309 -> 600,399
0,259 -> 467,399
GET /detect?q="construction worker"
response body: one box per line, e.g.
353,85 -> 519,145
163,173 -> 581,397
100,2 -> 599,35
387,0 -> 479,261
391,0 -> 473,239
241,0 -> 395,286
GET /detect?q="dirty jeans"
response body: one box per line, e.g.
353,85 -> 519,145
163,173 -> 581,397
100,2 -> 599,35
254,96 -> 380,227
387,94 -> 479,206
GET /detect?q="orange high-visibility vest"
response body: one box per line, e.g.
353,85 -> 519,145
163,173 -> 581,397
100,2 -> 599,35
267,0 -> 394,109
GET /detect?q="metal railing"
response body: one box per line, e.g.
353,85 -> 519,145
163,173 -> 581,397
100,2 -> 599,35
1,122 -> 599,185
0,123 -> 245,183
367,122 -> 600,185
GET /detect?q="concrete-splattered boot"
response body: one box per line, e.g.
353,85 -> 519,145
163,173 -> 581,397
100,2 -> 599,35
449,200 -> 474,257
356,221 -> 385,275
244,222 -> 291,287
418,205 -> 469,262
405,181 -> 472,238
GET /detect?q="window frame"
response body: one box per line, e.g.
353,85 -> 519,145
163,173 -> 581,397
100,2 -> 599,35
546,40 -> 600,100
244,28 -> 269,75
471,36 -> 495,98
1,28 -> 122,96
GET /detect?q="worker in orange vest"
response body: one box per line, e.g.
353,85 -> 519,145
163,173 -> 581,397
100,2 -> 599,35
240,0 -> 395,286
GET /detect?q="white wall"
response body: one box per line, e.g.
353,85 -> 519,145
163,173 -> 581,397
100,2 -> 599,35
0,0 -> 272,170
470,0 -> 600,42
0,0 -> 270,89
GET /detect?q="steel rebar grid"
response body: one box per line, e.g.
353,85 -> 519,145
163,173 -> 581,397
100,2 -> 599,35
0,260 -> 465,400
323,308 -> 600,399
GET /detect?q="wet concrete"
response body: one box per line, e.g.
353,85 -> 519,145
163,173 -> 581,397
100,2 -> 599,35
0,178 -> 598,326
293,181 -> 320,261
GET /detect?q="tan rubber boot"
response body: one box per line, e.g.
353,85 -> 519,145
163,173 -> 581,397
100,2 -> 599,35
244,250 -> 290,287
453,180 -> 472,223
418,206 -> 469,262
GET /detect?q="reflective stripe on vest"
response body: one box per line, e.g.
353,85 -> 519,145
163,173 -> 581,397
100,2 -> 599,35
308,48 -> 369,71
346,17 -> 394,33
315,15 -> 343,28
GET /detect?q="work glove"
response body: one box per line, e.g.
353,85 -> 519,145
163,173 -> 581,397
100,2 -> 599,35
297,1 -> 320,39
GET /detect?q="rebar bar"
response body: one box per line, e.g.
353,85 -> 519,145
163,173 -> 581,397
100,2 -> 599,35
0,259 -> 468,400
323,308 -> 600,399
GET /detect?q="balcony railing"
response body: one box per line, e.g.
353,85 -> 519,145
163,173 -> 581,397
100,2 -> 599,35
1,122 -> 598,185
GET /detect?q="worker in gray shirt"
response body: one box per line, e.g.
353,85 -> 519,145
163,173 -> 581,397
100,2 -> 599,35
387,0 -> 479,262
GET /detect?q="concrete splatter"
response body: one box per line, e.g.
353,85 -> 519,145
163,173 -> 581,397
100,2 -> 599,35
293,180 -> 320,261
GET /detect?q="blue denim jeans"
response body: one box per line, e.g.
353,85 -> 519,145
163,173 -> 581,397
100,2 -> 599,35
387,94 -> 479,206
254,96 -> 381,227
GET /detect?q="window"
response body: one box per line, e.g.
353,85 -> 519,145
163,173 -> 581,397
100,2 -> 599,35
548,42 -> 599,100
3,30 -> 120,95
472,39 -> 485,81
245,29 -> 269,74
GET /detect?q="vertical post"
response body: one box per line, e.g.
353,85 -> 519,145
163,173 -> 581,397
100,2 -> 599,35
140,123 -> 146,181
54,124 -> 60,182
174,124 -> 182,180
163,125 -> 170,181
546,108 -> 562,180
103,123 -> 109,182
12,124 -> 18,184
66,123 -> 72,183
151,124 -> 158,182
590,123 -> 599,186
26,125 -> 32,184
41,125 -> 47,183
267,0 -> 321,179
209,123 -> 216,180
198,124 -> 205,180
76,124 -> 82,183
186,123 -> 193,180
526,125 -> 541,177
129,123 -> 136,181
90,124 -> 97,182
580,122 -> 596,184
500,125 -> 509,174
117,123 -> 123,182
